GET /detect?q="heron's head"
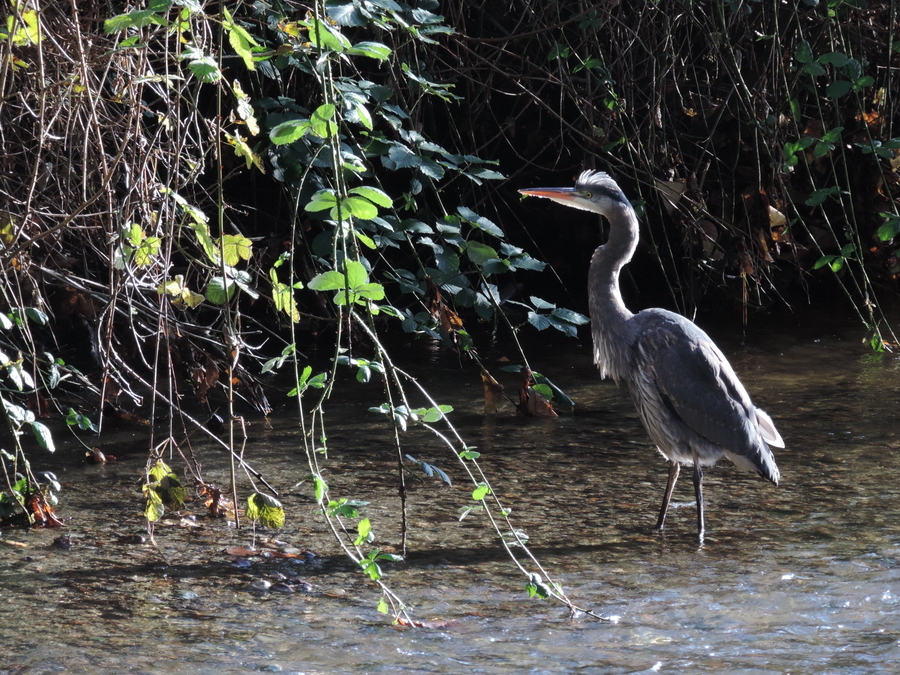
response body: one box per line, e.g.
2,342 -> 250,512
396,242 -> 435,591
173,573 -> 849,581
519,170 -> 629,216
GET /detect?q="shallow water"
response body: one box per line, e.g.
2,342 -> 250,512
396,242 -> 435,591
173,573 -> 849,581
2,314 -> 900,674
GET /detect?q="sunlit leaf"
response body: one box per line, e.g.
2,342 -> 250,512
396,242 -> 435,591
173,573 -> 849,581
305,190 -> 339,212
314,475 -> 328,502
223,6 -> 258,71
246,492 -> 285,529
221,234 -> 253,266
187,55 -> 221,82
472,484 -> 491,500
31,422 -> 55,453
205,276 -> 236,305
354,517 -> 372,546
349,186 -> 392,208
308,270 -> 345,291
342,195 -> 378,220
310,103 -> 338,138
144,488 -> 165,522
104,9 -> 168,33
348,41 -> 391,61
270,119 -> 311,145
305,16 -> 351,53
225,131 -> 265,172
134,236 -> 161,266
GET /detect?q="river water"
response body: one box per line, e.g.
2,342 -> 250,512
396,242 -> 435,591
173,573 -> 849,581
2,311 -> 899,674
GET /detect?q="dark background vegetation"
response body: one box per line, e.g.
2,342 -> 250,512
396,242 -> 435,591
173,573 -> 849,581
0,0 -> 898,532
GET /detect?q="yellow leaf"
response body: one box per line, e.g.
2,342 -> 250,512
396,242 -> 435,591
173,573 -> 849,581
221,234 -> 253,266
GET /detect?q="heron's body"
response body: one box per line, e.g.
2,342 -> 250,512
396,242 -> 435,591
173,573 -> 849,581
520,171 -> 783,541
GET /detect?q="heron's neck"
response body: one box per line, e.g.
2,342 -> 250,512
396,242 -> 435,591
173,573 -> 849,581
588,202 -> 638,380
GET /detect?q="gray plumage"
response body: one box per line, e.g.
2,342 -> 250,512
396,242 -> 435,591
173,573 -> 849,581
520,171 -> 783,541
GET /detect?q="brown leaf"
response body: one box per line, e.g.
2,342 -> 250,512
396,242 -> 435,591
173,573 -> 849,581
86,447 -> 116,463
518,368 -> 557,418
523,386 -> 557,418
425,276 -> 464,333
25,492 -> 64,528
480,366 -> 504,414
200,484 -> 232,518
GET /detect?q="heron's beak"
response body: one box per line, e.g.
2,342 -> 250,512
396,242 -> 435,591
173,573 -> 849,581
518,187 -> 584,210
519,188 -> 578,206
518,187 -> 577,201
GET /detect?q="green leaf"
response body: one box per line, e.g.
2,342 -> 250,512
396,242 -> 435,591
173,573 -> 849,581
104,10 -> 168,33
876,215 -> 900,242
134,236 -> 162,266
348,101 -> 373,130
348,41 -> 391,61
305,190 -> 339,213
345,260 -> 368,288
355,231 -> 377,249
795,39 -> 814,64
465,241 -> 499,266
223,7 -> 258,71
205,276 -> 236,305
342,196 -> 378,220
270,276 -> 300,323
144,488 -> 165,522
551,307 -> 589,325
818,51 -> 849,67
226,131 -> 265,172
308,270 -> 346,291
310,104 -> 338,139
189,220 -> 218,263
354,517 -> 372,546
125,222 -> 144,247
458,206 -> 504,237
31,422 -> 55,453
24,307 -> 48,326
377,598 -> 389,614
305,17 -> 351,53
354,282 -> 385,301
187,55 -> 221,83
349,186 -> 392,208
826,80 -> 853,98
360,558 -> 382,581
314,475 -> 328,502
270,119 -> 311,145
472,484 -> 491,500
246,492 -> 285,529
528,312 -> 553,331
805,187 -> 837,206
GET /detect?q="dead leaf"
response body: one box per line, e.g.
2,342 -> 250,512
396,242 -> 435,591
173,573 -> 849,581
425,276 -> 464,334
519,368 -> 557,418
25,492 -> 64,527
480,366 -> 504,414
86,447 -> 116,463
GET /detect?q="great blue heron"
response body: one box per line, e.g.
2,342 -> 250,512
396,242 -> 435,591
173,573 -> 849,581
519,171 -> 783,542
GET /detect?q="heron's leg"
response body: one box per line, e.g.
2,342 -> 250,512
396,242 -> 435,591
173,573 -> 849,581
692,457 -> 705,543
655,460 -> 680,530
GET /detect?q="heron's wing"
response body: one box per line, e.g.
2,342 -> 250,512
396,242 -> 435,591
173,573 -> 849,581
634,310 -> 770,454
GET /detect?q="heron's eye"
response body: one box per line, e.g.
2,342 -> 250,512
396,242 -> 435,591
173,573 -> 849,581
584,192 -> 592,199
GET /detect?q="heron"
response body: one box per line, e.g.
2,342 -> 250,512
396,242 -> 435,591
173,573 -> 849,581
519,171 -> 783,542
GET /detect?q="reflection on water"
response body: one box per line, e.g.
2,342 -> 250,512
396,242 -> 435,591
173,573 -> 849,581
2,314 -> 900,674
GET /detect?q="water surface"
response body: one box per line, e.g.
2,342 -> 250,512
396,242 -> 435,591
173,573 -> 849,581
2,314 -> 899,674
